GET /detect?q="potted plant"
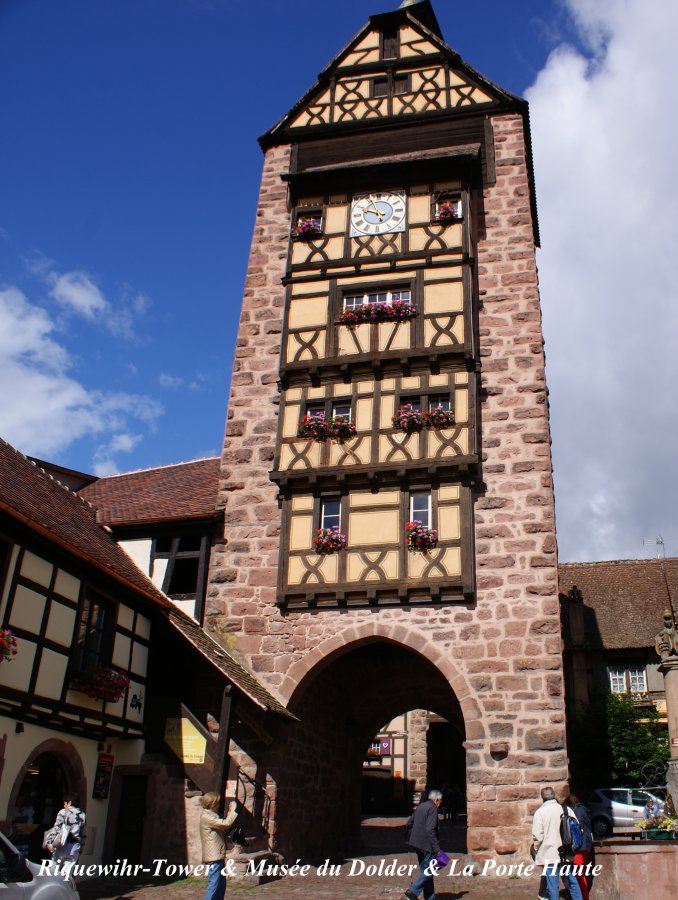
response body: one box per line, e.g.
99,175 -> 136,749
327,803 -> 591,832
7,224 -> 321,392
292,216 -> 323,239
313,526 -> 347,554
366,747 -> 382,761
71,666 -> 131,703
405,521 -> 438,552
434,199 -> 461,224
0,629 -> 17,662
392,404 -> 425,434
338,300 -> 417,325
424,406 -> 455,429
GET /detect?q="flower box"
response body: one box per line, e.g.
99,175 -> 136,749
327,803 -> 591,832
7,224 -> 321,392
392,404 -> 425,434
297,414 -> 357,441
645,830 -> 675,840
292,217 -> 323,239
313,526 -> 347,555
0,629 -> 17,662
638,814 -> 678,838
71,666 -> 130,703
392,405 -> 455,433
434,200 -> 461,224
405,522 -> 438,552
424,407 -> 455,429
338,301 -> 416,325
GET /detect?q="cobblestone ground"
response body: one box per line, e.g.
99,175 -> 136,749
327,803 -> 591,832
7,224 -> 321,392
79,818 -> 539,900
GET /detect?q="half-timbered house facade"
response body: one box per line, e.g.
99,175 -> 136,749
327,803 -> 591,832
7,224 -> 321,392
0,440 -> 291,865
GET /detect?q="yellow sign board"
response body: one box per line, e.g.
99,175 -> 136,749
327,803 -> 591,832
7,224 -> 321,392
164,717 -> 207,764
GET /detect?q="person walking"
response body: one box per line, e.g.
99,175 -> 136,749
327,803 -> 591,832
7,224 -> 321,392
199,793 -> 238,900
567,792 -> 594,900
404,788 -> 442,900
44,792 -> 86,865
532,786 -> 583,900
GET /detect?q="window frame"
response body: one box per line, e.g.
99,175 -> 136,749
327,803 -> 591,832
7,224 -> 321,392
151,533 -> 211,602
409,491 -> 432,529
74,590 -> 114,674
342,287 -> 412,313
301,396 -> 354,423
395,390 -> 455,422
292,204 -> 325,238
370,73 -> 410,99
431,191 -> 463,223
319,497 -> 342,532
381,27 -> 400,60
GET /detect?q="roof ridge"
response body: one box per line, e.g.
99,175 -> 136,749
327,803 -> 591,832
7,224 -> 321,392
560,557 -> 678,567
0,439 -> 98,514
93,456 -> 220,480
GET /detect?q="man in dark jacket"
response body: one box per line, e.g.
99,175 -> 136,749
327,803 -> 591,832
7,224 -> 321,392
404,789 -> 442,900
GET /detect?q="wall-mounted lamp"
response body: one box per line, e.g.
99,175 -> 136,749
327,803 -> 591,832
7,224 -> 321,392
97,742 -> 104,752
130,693 -> 143,713
15,722 -> 24,734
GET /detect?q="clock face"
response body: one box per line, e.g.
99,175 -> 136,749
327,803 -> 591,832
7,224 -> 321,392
350,191 -> 407,237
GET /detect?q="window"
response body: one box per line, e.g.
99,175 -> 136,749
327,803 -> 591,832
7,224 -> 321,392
410,492 -> 431,528
292,206 -> 323,237
371,74 -> 410,98
343,288 -> 411,311
152,533 -> 210,601
321,499 -> 341,531
303,398 -> 352,421
628,667 -> 647,693
608,665 -> 647,694
608,668 -> 625,693
397,393 -> 453,415
381,27 -> 399,60
75,592 -> 111,671
332,401 -> 351,422
429,395 -> 452,412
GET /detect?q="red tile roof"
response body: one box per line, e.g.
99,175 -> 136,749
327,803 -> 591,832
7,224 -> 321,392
0,438 -> 171,608
78,457 -> 220,526
559,558 -> 678,650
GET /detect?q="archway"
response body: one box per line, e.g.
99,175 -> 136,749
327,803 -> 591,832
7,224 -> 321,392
7,740 -> 86,862
267,637 -> 467,858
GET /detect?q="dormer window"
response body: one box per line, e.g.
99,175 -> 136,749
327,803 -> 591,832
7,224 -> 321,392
381,27 -> 400,60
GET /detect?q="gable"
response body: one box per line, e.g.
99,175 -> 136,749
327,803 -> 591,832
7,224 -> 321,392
262,12 -> 514,146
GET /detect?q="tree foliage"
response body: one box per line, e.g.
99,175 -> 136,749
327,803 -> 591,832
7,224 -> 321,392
569,693 -> 669,790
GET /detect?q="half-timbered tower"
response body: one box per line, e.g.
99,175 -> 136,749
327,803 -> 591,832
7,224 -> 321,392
208,0 -> 566,858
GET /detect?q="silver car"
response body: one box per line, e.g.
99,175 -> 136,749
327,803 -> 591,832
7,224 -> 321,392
588,787 -> 666,837
0,831 -> 79,898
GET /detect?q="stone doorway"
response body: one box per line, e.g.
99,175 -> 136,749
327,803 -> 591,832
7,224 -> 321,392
267,638 -> 466,859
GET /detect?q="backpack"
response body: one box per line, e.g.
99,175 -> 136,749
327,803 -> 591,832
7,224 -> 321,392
560,804 -> 583,859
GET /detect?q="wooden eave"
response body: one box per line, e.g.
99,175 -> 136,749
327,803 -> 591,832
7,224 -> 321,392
102,510 -> 223,535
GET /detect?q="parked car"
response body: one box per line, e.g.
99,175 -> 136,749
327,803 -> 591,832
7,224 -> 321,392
587,787 -> 666,836
0,831 -> 79,898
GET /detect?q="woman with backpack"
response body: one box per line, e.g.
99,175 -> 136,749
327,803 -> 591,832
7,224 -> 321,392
567,792 -> 594,900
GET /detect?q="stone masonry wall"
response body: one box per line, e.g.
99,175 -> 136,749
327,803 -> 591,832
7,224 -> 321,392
207,114 -> 567,859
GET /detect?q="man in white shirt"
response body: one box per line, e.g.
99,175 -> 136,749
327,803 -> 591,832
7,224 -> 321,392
532,787 -> 583,900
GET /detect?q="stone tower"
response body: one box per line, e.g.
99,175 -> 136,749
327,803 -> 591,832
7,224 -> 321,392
208,0 -> 566,859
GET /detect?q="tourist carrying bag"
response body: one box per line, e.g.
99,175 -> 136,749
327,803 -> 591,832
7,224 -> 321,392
560,804 -> 583,860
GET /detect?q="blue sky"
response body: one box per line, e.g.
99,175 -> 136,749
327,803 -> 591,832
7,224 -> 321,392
2,0 -> 677,561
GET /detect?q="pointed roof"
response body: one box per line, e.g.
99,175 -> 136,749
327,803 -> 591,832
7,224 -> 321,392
259,1 -> 524,149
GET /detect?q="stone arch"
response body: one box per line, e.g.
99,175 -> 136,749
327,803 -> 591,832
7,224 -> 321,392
278,620 -> 484,740
6,738 -> 87,821
267,626 -> 481,857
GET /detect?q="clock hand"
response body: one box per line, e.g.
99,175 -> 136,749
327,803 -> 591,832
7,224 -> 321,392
368,195 -> 385,218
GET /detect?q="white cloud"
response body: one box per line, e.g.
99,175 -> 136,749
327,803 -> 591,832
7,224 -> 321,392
49,270 -> 109,319
158,372 -> 184,389
92,432 -> 143,476
526,0 -> 678,561
0,286 -> 163,464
